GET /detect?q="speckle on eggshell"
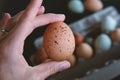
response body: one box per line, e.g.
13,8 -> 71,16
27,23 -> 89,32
43,21 -> 75,61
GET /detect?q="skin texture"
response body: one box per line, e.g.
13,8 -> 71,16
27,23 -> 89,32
0,0 -> 70,80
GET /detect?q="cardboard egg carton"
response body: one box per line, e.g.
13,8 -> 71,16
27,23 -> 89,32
69,6 -> 120,36
47,6 -> 120,80
34,6 -> 120,80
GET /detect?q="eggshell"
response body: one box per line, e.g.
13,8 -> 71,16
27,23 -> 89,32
34,37 -> 43,49
94,34 -> 112,51
84,0 -> 103,12
66,55 -> 76,67
76,43 -> 93,59
43,21 -> 75,61
68,0 -> 84,13
110,28 -> 120,42
101,16 -> 117,33
74,32 -> 84,45
34,48 -> 48,65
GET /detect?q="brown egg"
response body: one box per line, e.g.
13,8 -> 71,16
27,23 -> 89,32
76,43 -> 93,59
66,55 -> 76,67
44,21 -> 75,61
34,48 -> 48,65
110,28 -> 120,42
84,0 -> 103,12
74,32 -> 84,45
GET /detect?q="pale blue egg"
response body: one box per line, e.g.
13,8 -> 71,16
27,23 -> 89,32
68,0 -> 84,13
101,16 -> 117,33
94,34 -> 112,51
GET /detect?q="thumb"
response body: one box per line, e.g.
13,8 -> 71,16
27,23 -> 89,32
33,61 -> 70,79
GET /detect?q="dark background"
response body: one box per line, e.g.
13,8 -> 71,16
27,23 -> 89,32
0,0 -> 120,80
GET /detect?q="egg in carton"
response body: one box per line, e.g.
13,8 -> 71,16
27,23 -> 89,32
34,6 -> 120,80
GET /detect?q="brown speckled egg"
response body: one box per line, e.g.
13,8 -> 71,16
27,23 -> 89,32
66,55 -> 76,67
111,28 -> 120,42
43,21 -> 75,61
76,43 -> 93,59
84,0 -> 103,12
34,48 -> 48,65
74,32 -> 84,45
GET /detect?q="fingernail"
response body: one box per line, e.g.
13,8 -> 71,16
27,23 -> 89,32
59,61 -> 71,71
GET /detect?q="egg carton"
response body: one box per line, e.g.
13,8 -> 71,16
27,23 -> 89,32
69,6 -> 120,36
34,6 -> 120,49
34,6 -> 120,80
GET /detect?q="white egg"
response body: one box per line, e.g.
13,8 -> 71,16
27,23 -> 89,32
68,0 -> 84,13
101,16 -> 117,33
94,34 -> 112,51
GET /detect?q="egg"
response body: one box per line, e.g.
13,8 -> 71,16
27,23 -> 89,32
34,37 -> 43,49
101,16 -> 117,33
76,43 -> 93,59
84,0 -> 103,12
110,28 -> 120,42
43,21 -> 75,61
74,32 -> 84,45
34,48 -> 48,65
66,55 -> 76,67
68,0 -> 84,13
94,34 -> 112,51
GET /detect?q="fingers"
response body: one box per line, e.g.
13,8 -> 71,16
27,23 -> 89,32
2,0 -> 65,56
13,6 -> 45,22
7,13 -> 65,46
34,61 -> 70,80
21,0 -> 43,21
10,0 -> 43,38
0,13 -> 11,38
5,11 -> 24,31
34,13 -> 65,27
12,6 -> 45,22
5,6 -> 45,32
37,6 -> 45,15
11,11 -> 24,22
0,13 -> 11,27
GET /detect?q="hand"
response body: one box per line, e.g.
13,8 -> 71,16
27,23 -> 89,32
0,0 -> 70,80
